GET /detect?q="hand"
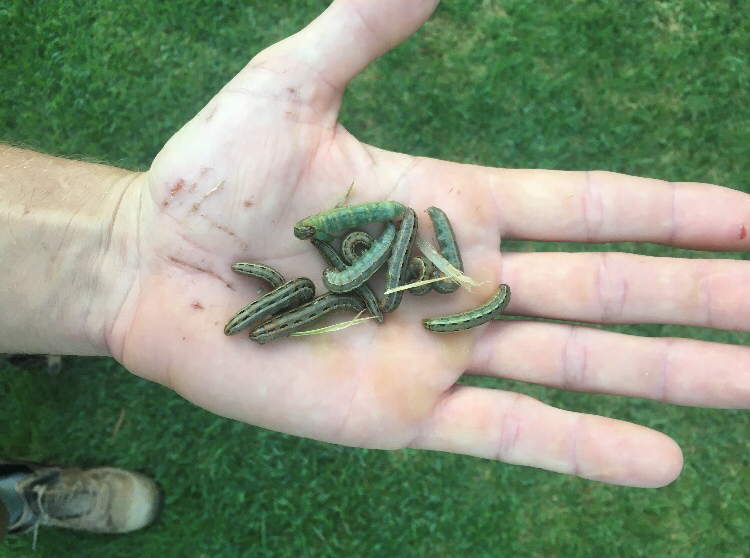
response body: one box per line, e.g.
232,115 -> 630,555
109,0 -> 750,487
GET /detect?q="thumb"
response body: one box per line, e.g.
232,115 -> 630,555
256,0 -> 440,93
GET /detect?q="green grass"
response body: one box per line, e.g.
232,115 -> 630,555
1,1 -> 749,556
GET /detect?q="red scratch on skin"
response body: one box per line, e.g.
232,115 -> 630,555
168,256 -> 236,291
170,179 -> 185,196
204,180 -> 225,199
163,179 -> 186,207
740,224 -> 746,240
198,214 -> 249,251
190,180 -> 225,214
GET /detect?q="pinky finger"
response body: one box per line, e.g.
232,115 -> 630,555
408,386 -> 683,488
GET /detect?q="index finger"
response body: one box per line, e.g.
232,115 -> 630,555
496,168 -> 750,250
366,148 -> 750,251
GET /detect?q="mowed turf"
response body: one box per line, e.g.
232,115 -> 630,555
1,1 -> 749,556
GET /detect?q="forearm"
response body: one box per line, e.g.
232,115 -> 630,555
0,145 -> 139,356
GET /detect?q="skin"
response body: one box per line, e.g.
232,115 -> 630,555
3,0 -> 750,488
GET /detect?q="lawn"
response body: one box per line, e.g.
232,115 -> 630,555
1,1 -> 749,556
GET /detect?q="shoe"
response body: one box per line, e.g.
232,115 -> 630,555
3,462 -> 160,535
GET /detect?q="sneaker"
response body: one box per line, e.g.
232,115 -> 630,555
5,463 -> 160,535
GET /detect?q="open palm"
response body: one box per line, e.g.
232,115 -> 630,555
111,0 -> 750,488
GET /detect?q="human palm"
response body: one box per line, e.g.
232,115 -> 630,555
112,0 -> 750,488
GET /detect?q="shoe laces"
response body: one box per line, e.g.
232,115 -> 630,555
30,482 -> 48,550
29,474 -> 96,522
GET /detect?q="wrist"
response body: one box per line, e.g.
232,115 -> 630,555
0,146 -> 141,357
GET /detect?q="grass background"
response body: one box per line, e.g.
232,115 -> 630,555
1,0 -> 749,556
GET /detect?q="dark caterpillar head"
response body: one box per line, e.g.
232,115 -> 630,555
293,224 -> 316,239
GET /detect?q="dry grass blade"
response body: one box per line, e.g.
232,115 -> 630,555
415,236 -> 481,291
383,275 -> 449,295
289,311 -> 374,337
333,180 -> 355,208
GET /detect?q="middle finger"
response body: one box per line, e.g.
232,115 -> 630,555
501,251 -> 750,330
